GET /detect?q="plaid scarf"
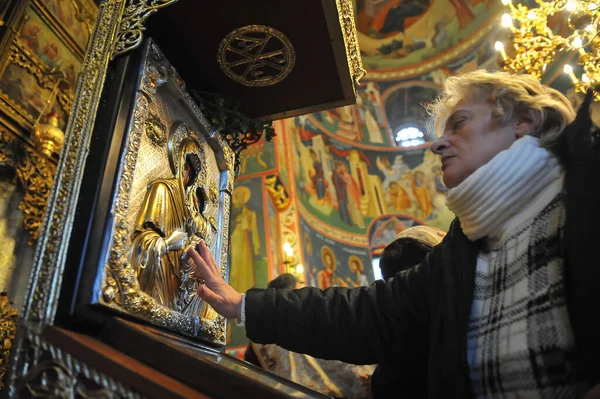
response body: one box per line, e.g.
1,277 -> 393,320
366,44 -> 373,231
467,194 -> 581,397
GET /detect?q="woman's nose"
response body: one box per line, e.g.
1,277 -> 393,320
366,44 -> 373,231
430,138 -> 447,155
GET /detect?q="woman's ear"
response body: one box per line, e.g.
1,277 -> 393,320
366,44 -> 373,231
515,111 -> 540,138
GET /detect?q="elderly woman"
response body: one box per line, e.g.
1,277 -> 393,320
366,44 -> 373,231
188,70 -> 600,398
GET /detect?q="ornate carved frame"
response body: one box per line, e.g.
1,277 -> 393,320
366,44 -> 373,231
99,39 -> 234,342
6,0 -> 144,395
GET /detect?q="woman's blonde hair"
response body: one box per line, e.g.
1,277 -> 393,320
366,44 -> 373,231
426,70 -> 576,148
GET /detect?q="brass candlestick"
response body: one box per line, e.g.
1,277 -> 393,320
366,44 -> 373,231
33,112 -> 65,157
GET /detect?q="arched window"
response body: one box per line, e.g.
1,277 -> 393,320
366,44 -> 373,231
395,126 -> 425,148
371,257 -> 383,281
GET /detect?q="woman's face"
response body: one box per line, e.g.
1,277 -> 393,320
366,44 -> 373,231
431,100 -> 531,189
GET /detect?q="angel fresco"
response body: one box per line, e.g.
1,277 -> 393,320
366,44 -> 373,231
130,135 -> 214,318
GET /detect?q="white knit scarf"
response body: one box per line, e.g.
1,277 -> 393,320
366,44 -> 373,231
446,135 -> 563,246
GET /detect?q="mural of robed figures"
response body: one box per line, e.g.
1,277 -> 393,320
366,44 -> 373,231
309,148 -> 327,202
346,256 -> 369,287
290,112 -> 455,232
229,185 -> 263,293
354,0 -> 499,70
331,160 -> 365,228
317,245 -> 348,289
356,89 -> 386,144
299,215 -> 375,283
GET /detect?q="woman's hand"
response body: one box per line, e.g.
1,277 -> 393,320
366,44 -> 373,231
187,241 -> 243,320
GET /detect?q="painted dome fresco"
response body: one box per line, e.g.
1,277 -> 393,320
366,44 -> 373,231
354,0 -> 502,79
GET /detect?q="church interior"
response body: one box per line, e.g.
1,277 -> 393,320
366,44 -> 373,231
0,0 -> 598,397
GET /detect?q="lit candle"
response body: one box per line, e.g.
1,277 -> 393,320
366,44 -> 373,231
495,41 -> 508,60
563,64 -> 579,83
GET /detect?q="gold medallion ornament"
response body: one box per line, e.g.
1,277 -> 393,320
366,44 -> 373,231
217,25 -> 296,87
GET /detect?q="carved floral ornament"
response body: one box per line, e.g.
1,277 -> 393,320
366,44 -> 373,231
0,129 -> 56,245
12,327 -> 139,398
335,0 -> 366,91
0,293 -> 18,391
113,0 -> 180,58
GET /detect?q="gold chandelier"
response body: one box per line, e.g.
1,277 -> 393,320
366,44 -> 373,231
495,0 -> 600,100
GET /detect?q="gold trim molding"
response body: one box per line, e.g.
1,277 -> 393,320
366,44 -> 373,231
0,293 -> 17,391
335,0 -> 366,92
21,0 -> 127,324
0,129 -> 56,244
7,1 -> 128,393
12,325 -> 140,397
112,0 -> 180,59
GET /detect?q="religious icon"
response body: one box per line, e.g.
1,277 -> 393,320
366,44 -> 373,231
130,133 -> 213,317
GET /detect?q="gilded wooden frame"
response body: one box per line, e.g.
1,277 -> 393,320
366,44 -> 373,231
6,0 -> 131,395
97,39 -> 234,343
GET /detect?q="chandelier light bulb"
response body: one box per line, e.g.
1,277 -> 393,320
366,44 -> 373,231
283,242 -> 293,257
564,64 -> 574,74
501,13 -> 513,27
497,0 -> 599,101
295,264 -> 304,274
